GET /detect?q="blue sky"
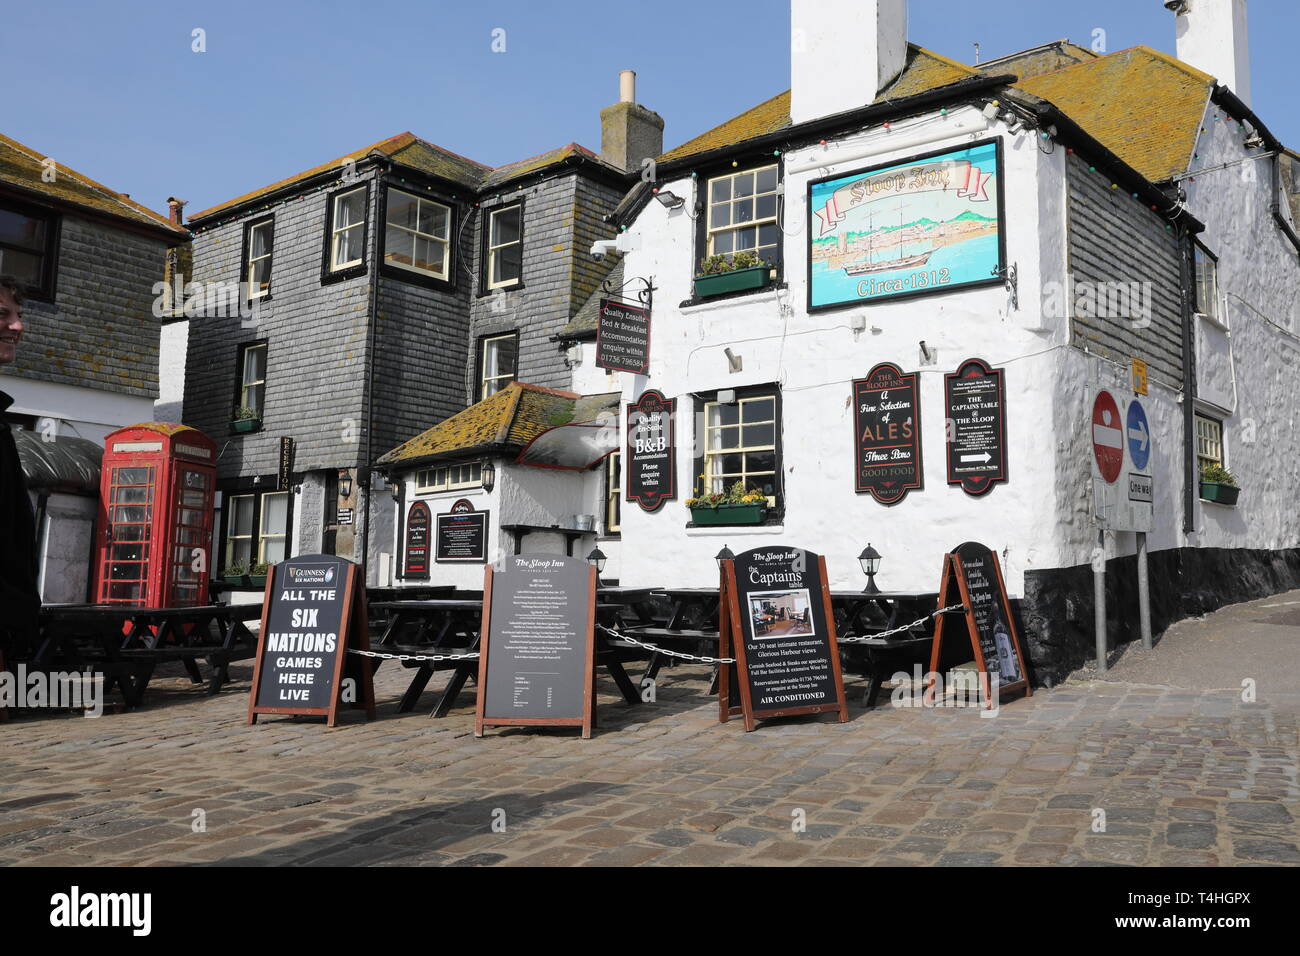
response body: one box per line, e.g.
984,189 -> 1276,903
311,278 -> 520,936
4,0 -> 1295,217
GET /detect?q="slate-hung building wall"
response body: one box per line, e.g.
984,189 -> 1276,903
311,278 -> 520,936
179,101 -> 645,586
604,0 -> 1300,680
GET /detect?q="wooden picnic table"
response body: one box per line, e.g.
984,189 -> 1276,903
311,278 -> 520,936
29,603 -> 262,707
828,591 -> 940,708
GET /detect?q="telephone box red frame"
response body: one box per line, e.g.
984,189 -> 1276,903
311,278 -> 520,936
92,423 -> 217,608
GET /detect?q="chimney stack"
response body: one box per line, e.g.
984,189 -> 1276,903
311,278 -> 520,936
167,197 -> 186,225
1169,0 -> 1251,106
791,0 -> 908,125
600,70 -> 665,174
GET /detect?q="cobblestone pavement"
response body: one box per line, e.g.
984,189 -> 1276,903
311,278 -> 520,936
1,593 -> 1298,867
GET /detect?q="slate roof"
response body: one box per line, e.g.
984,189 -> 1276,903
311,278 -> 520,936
376,381 -> 619,468
557,258 -> 623,341
191,134 -> 623,223
0,132 -> 188,240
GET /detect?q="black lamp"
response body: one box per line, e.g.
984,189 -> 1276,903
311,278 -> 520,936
587,547 -> 607,587
715,544 -> 735,569
858,543 -> 882,594
338,469 -> 353,499
481,459 -> 496,493
652,188 -> 684,209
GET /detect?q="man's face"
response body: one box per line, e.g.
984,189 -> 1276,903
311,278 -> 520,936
0,288 -> 23,365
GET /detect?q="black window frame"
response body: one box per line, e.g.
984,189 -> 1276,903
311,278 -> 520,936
689,157 -> 785,301
473,329 -> 519,402
321,180 -> 372,285
478,198 -> 526,296
240,214 -> 275,304
232,339 -> 268,428
379,182 -> 459,292
217,481 -> 295,575
691,383 -> 785,524
0,195 -> 60,303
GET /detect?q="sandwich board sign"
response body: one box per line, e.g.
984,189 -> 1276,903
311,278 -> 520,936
718,546 -> 848,732
927,541 -> 1031,706
475,555 -> 597,738
247,554 -> 375,727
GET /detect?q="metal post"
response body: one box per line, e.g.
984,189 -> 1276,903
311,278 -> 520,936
1094,530 -> 1107,673
1136,531 -> 1152,650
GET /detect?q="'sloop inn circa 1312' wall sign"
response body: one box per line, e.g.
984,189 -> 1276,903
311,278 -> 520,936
853,362 -> 923,504
945,357 -> 1008,496
595,297 -> 651,375
403,500 -> 431,580
626,389 -> 676,512
436,498 -> 488,563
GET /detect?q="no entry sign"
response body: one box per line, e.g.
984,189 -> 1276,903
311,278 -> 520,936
1092,390 -> 1124,484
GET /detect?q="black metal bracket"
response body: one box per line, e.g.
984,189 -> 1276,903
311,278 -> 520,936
991,262 -> 1018,311
603,275 -> 655,311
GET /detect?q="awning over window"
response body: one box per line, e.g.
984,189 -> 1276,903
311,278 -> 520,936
13,429 -> 103,496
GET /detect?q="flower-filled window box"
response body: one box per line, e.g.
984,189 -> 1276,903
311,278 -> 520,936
1199,463 -> 1240,506
220,563 -> 268,587
232,406 -> 262,434
687,481 -> 770,526
693,252 -> 773,299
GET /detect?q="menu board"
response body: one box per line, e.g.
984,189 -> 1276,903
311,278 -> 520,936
626,389 -> 676,512
945,357 -> 1008,496
853,362 -> 923,504
721,547 -> 848,731
476,555 -> 596,738
403,501 -> 431,579
247,554 -> 375,727
595,298 -> 651,374
928,541 -> 1030,704
436,499 -> 488,563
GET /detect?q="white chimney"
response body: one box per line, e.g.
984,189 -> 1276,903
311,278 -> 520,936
1170,0 -> 1251,106
791,0 -> 908,125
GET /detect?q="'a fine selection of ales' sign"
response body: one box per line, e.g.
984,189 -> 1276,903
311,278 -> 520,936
853,362 -> 923,504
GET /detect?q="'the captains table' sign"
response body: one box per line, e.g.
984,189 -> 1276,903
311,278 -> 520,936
476,555 -> 597,738
247,554 -> 375,727
945,358 -> 1008,496
719,547 -> 848,732
928,541 -> 1030,705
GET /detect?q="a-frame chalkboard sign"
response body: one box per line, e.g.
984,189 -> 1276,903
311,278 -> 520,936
247,554 -> 375,728
928,541 -> 1031,706
718,547 -> 848,732
475,555 -> 597,739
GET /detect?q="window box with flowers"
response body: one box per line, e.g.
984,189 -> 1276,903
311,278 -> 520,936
231,406 -> 262,434
686,480 -> 769,526
220,562 -> 269,587
693,251 -> 773,299
1199,463 -> 1240,506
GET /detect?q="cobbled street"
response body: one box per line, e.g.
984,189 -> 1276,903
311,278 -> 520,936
2,593 -> 1297,867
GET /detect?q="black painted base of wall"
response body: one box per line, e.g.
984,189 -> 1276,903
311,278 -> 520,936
1018,547 -> 1300,686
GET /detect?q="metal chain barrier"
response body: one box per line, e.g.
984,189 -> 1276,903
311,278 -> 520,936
348,648 -> 480,663
347,604 -> 967,666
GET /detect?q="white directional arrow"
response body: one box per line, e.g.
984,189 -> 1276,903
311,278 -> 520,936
960,452 -> 993,464
1128,419 -> 1149,451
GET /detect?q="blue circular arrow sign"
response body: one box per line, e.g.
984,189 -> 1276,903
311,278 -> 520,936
1126,400 -> 1151,471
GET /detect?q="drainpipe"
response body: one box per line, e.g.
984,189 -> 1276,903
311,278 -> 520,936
1178,232 -> 1197,536
360,160 -> 386,585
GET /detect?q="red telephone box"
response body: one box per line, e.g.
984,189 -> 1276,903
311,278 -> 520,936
92,423 -> 217,607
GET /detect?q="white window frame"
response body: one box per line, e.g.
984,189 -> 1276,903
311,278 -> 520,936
1195,413 -> 1224,472
703,394 -> 779,506
479,333 -> 517,400
246,220 -> 273,298
239,342 -> 267,417
257,491 -> 289,565
330,186 -> 367,271
385,188 -> 451,279
1194,245 -> 1222,327
415,462 -> 483,494
225,494 -> 255,569
487,205 -> 523,289
706,164 -> 780,262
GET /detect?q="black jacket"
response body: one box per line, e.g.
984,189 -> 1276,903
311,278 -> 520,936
0,390 -> 40,646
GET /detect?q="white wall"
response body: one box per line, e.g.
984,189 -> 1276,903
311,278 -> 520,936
3,376 -> 155,445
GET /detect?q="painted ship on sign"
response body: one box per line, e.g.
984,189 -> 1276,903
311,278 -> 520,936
843,249 -> 934,275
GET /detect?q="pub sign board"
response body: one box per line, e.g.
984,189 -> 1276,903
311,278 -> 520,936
720,547 -> 848,732
595,297 -> 651,375
247,554 -> 375,727
928,541 -> 1030,705
403,500 -> 431,579
853,362 -> 923,504
475,555 -> 597,738
945,357 -> 1008,496
436,498 -> 488,563
626,389 -> 676,512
